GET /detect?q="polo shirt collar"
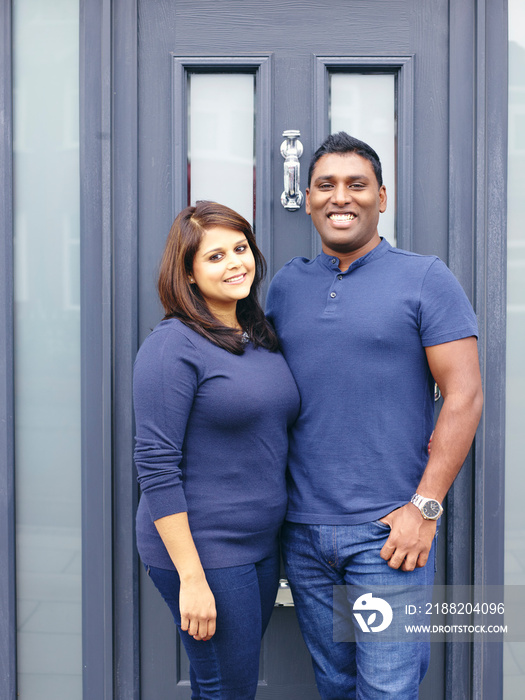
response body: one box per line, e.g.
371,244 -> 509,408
317,237 -> 391,273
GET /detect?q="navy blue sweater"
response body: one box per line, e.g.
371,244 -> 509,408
133,319 -> 300,569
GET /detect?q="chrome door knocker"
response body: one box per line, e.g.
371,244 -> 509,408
280,130 -> 304,211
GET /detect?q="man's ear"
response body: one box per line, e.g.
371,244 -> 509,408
305,188 -> 311,216
379,185 -> 387,213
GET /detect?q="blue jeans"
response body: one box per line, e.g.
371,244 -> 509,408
281,521 -> 437,700
146,552 -> 279,700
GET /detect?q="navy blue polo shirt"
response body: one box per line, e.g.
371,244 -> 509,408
266,238 -> 478,524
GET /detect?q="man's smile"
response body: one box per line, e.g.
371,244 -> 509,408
328,213 -> 356,222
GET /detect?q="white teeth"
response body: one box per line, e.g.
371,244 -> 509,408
225,274 -> 245,283
330,213 -> 356,221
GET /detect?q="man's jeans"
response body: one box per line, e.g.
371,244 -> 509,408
281,520 -> 437,700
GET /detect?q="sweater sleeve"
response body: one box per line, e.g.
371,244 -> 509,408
133,326 -> 202,521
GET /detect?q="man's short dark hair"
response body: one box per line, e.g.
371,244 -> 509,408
308,132 -> 383,188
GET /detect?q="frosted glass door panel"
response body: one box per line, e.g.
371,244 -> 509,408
13,1 -> 82,697
505,1 -> 525,697
189,74 -> 255,224
330,73 -> 396,245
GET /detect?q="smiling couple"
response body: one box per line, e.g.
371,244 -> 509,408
133,132 -> 483,700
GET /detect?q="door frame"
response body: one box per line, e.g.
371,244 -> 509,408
75,0 -> 508,698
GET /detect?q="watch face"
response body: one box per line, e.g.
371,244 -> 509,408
422,500 -> 441,519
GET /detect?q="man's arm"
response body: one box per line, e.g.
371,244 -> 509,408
380,336 -> 483,571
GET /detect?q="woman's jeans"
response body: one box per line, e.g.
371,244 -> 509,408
281,521 -> 437,700
146,551 -> 279,700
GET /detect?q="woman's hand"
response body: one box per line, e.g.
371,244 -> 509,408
179,574 -> 217,641
154,512 -> 217,640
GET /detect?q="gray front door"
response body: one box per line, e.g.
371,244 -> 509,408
137,1 -> 455,698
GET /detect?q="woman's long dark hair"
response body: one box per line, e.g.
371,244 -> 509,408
158,201 -> 278,354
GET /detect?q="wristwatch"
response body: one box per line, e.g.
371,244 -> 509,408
410,493 -> 443,520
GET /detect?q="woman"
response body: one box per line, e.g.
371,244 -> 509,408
133,201 -> 299,699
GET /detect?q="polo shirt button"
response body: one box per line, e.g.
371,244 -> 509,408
337,274 -> 343,280
331,258 -> 337,264
330,292 -> 337,298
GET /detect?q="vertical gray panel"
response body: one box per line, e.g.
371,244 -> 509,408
472,0 -> 508,697
113,0 -> 140,698
446,0 -> 476,696
253,56 -> 273,285
79,0 -> 114,697
0,0 -> 16,698
395,55 -> 415,253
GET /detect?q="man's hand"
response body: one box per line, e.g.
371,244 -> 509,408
379,504 -> 437,571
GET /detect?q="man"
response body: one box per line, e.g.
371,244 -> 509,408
266,132 -> 483,699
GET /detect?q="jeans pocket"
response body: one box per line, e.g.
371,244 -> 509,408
372,519 -> 391,531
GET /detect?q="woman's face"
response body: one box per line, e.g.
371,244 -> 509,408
191,226 -> 256,322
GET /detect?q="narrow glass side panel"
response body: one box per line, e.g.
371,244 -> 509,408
330,73 -> 396,246
189,73 -> 255,225
505,1 -> 525,696
13,1 -> 82,697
